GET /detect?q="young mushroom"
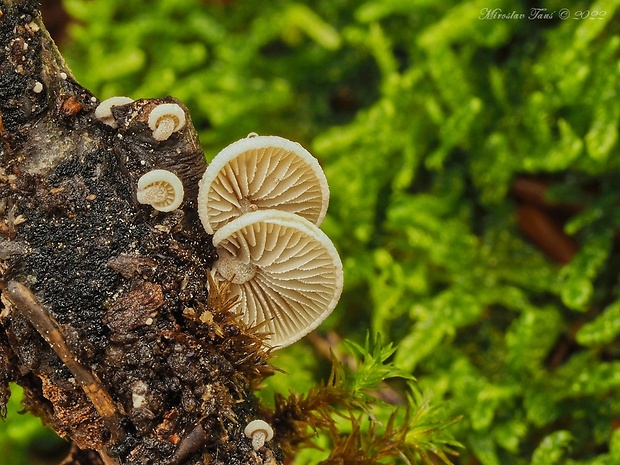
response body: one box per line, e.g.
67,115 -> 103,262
244,419 -> 274,451
211,210 -> 343,348
148,103 -> 186,141
136,169 -> 184,212
94,96 -> 133,128
198,135 -> 330,234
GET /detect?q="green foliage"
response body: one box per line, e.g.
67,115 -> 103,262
269,333 -> 461,464
342,333 -> 414,391
0,385 -> 66,465
4,0 -> 617,463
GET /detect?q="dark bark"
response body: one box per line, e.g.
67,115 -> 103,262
0,1 -> 280,464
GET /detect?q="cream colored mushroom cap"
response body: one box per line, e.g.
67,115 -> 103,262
198,135 -> 330,235
212,210 -> 343,348
94,96 -> 133,128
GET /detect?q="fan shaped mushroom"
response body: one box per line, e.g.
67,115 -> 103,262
211,209 -> 343,348
136,169 -> 184,212
148,103 -> 186,141
94,96 -> 133,128
197,135 -> 330,235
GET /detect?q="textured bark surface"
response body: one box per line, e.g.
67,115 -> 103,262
0,1 -> 279,464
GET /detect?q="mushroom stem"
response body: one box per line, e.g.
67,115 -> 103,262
239,198 -> 258,214
251,430 -> 267,450
148,103 -> 186,141
214,248 -> 256,284
152,116 -> 176,141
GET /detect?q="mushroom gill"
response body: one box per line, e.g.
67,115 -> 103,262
211,210 -> 343,348
198,135 -> 330,235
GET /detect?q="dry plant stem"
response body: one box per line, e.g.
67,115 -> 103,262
6,281 -> 123,439
99,451 -> 120,465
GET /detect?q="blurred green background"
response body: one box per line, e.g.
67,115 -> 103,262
3,0 -> 620,463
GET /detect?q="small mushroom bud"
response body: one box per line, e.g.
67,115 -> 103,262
244,419 -> 274,451
94,96 -> 133,128
136,169 -> 184,212
148,103 -> 187,141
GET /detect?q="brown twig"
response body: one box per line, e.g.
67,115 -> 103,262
6,281 -> 123,443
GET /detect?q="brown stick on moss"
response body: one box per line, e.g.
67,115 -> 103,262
0,1 -> 279,464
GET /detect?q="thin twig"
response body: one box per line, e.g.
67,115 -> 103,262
6,281 -> 124,442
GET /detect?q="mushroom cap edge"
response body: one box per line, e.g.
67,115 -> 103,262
198,134 -> 330,235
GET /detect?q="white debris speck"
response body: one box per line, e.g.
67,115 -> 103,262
60,72 -> 67,80
132,381 -> 148,408
132,393 -> 146,408
27,21 -> 40,32
33,81 -> 43,93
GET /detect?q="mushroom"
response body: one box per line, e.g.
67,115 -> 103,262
148,103 -> 187,141
136,169 -> 184,212
211,210 -> 343,348
197,135 -> 330,235
94,96 -> 133,128
244,419 -> 274,451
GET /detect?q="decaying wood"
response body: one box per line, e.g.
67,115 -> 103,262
0,1 -> 280,463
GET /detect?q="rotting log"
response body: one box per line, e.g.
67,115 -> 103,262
0,1 -> 280,463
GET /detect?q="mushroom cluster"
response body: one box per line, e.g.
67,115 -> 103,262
198,134 -> 343,349
94,100 -> 344,350
94,97 -> 200,213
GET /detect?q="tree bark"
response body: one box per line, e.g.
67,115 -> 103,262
0,1 -> 280,464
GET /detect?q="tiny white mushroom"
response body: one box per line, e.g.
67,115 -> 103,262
148,103 -> 186,141
198,135 -> 330,235
212,210 -> 343,348
136,169 -> 184,212
244,419 -> 274,451
94,96 -> 134,128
